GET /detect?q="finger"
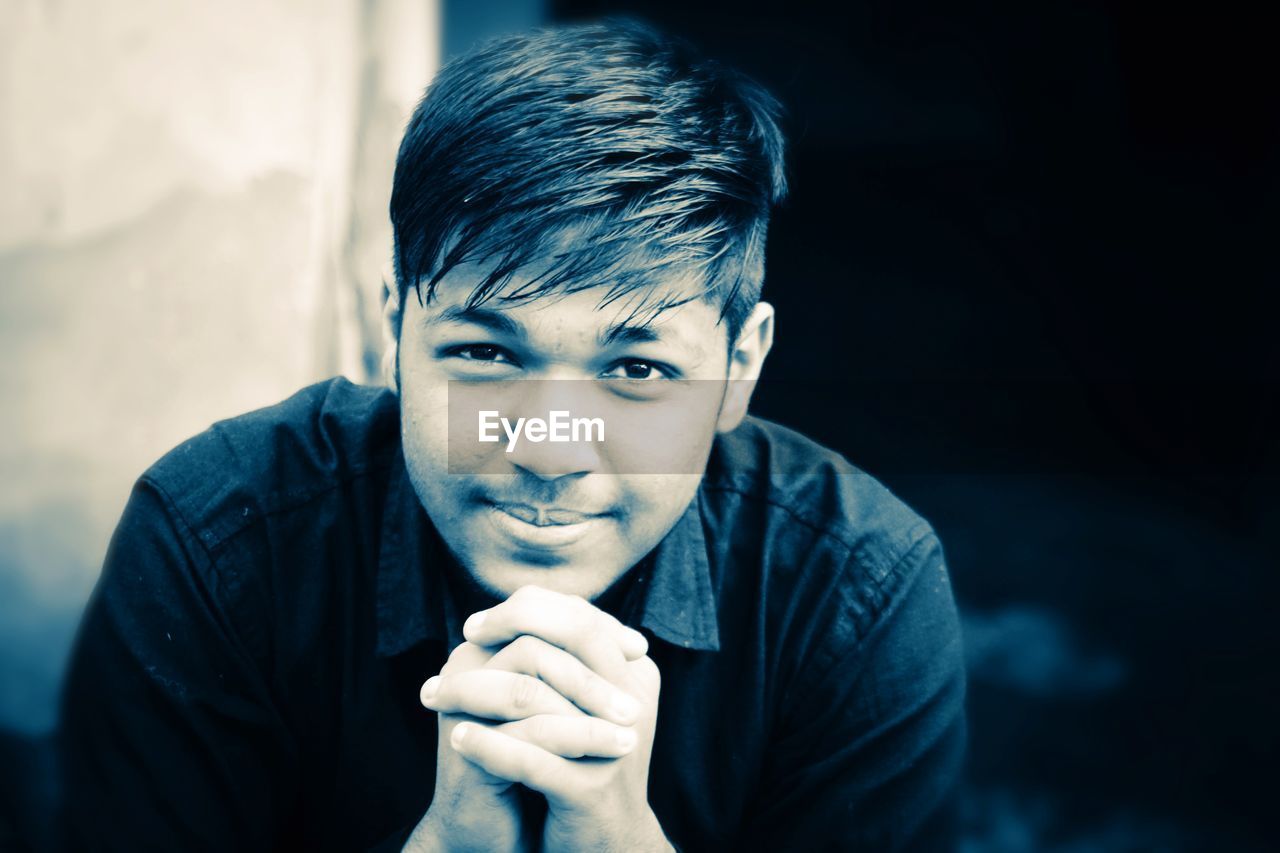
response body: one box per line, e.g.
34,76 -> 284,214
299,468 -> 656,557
420,669 -> 584,720
485,635 -> 642,724
628,653 -> 662,700
440,640 -> 494,676
466,585 -> 647,659
463,586 -> 647,680
435,713 -> 522,792
451,721 -> 574,800
498,714 -> 637,759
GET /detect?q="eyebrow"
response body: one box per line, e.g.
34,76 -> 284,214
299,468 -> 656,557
425,305 -> 525,339
598,322 -> 662,348
426,303 -> 696,356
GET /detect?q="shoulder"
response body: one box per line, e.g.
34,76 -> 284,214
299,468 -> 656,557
704,416 -> 950,665
140,377 -> 400,553
704,421 -> 966,851
706,415 -> 937,577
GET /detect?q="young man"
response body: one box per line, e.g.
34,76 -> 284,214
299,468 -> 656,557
60,20 -> 965,852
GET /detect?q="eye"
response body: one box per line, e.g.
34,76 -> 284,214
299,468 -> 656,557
602,358 -> 673,380
444,344 -> 517,365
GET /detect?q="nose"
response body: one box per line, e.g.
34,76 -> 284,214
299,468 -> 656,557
508,433 -> 600,481
504,382 -> 604,482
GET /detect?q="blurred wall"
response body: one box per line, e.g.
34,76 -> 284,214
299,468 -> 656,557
0,0 -> 440,735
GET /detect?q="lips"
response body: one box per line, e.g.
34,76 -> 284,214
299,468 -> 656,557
488,501 -> 602,527
483,501 -> 605,552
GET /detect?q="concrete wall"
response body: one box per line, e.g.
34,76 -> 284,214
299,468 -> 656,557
0,0 -> 440,734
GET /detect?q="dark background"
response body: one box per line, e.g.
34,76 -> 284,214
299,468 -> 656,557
551,0 -> 1279,848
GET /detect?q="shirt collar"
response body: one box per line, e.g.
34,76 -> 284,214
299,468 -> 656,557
376,448 -> 720,657
635,492 -> 721,651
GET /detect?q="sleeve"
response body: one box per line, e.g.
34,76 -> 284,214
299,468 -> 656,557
58,477 -> 297,852
739,532 -> 967,851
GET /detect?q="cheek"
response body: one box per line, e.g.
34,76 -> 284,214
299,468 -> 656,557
401,401 -> 447,470
599,391 -> 721,475
401,409 -> 477,538
616,475 -> 702,542
398,360 -> 451,462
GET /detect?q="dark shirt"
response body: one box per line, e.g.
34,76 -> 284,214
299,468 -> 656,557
59,378 -> 966,852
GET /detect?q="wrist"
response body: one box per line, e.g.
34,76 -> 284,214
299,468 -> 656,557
405,805 -> 521,853
401,809 -> 448,853
544,804 -> 672,853
635,807 -> 676,853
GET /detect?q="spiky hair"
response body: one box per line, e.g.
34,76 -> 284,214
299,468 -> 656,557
390,18 -> 787,341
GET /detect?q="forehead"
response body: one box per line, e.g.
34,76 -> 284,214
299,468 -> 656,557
415,257 -> 726,345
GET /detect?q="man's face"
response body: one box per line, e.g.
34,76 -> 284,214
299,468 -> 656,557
393,261 -> 750,601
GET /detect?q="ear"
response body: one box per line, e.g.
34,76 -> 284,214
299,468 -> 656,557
716,301 -> 775,434
380,266 -> 403,394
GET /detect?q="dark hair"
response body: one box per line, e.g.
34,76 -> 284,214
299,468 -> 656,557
390,18 -> 787,343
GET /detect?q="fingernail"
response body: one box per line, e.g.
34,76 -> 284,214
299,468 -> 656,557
420,676 -> 441,704
612,691 -> 641,722
451,722 -> 470,748
463,611 -> 486,636
616,727 -> 637,751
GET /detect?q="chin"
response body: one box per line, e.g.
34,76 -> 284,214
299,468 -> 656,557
469,554 -> 626,601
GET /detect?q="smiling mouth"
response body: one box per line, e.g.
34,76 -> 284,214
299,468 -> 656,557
487,501 -> 604,527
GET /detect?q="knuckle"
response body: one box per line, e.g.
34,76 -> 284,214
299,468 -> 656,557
585,624 -> 615,659
587,621 -> 611,644
579,668 -> 609,703
571,594 -> 597,620
509,633 -> 541,659
526,714 -> 551,743
442,642 -> 481,674
512,584 -> 542,603
510,675 -> 541,711
634,655 -> 661,689
573,610 -> 602,642
588,717 -> 614,747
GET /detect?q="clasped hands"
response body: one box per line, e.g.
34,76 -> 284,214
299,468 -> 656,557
406,584 -> 671,853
